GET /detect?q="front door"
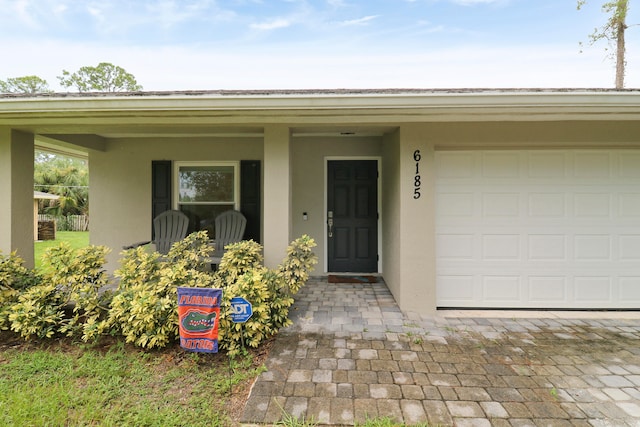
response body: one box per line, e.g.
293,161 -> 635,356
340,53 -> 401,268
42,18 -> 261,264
327,160 -> 378,272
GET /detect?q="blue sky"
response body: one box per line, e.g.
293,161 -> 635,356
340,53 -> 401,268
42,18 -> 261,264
1,0 -> 638,90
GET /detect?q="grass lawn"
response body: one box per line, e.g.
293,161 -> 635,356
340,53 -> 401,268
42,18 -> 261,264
34,231 -> 89,270
0,332 -> 268,427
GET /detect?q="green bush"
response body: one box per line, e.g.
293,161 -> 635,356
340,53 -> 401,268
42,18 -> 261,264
96,231 -> 215,348
5,232 -> 317,355
8,243 -> 111,339
0,251 -> 41,330
215,235 -> 317,356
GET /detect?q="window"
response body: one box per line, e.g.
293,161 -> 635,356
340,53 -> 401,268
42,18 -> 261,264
175,162 -> 239,237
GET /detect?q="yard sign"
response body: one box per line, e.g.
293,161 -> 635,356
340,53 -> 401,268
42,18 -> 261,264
177,287 -> 222,353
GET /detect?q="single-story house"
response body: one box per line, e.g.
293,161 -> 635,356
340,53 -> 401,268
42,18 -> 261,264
1,88 -> 640,314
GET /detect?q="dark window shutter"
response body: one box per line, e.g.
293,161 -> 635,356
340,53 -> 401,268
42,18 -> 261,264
240,160 -> 261,243
152,160 -> 172,236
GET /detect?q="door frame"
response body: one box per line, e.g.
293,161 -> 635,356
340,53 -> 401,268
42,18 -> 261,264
324,156 -> 383,273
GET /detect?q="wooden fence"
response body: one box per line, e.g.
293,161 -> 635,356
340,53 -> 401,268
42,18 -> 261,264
38,214 -> 89,231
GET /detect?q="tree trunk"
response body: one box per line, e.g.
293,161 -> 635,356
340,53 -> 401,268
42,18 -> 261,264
615,5 -> 626,88
615,0 -> 628,89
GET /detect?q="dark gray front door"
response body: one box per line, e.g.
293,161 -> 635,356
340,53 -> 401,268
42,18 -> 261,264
327,160 -> 378,272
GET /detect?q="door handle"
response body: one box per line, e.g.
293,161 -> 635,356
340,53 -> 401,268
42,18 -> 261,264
327,211 -> 333,238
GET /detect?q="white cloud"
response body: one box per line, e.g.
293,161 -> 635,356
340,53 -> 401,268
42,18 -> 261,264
52,3 -> 68,15
12,0 -> 41,29
339,15 -> 378,26
86,6 -> 104,20
250,18 -> 291,30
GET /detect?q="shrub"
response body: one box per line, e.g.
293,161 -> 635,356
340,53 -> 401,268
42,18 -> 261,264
97,231 -> 215,348
8,243 -> 111,339
277,234 -> 318,296
0,251 -> 41,330
5,231 -> 317,355
215,235 -> 317,356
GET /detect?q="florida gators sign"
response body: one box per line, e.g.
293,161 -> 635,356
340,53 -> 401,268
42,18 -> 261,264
177,287 -> 222,353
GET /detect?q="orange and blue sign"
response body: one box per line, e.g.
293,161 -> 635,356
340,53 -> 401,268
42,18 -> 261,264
177,287 -> 222,353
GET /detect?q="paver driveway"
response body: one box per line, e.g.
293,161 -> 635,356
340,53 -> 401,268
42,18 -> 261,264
241,279 -> 640,426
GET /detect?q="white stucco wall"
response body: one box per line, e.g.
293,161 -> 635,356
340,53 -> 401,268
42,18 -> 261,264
90,136 -> 263,271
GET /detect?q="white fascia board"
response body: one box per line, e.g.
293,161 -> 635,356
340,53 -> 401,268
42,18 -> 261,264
1,91 -> 640,120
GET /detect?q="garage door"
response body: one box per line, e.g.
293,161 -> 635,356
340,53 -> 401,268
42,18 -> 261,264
436,150 -> 640,309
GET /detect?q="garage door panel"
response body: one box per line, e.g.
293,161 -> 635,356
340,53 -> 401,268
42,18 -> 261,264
483,276 -> 521,302
482,235 -> 520,260
528,235 -> 566,261
482,152 -> 520,178
620,277 -> 640,301
437,276 -> 475,302
528,277 -> 567,302
574,193 -> 611,217
529,193 -> 565,217
574,235 -> 611,260
437,234 -> 474,259
437,149 -> 640,309
528,152 -> 567,178
619,193 -> 640,217
620,153 -> 640,177
482,193 -> 520,217
436,152 -> 475,178
619,235 -> 640,260
437,193 -> 475,216
573,152 -> 612,179
574,277 -> 612,302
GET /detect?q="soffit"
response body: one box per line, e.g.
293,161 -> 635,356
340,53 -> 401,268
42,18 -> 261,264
2,90 -> 640,140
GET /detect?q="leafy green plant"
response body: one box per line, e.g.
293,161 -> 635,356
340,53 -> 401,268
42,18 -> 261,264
215,235 -> 317,356
8,243 -> 111,339
0,251 -> 41,329
46,243 -> 112,338
7,231 -> 316,355
8,282 -> 64,339
97,231 -> 215,348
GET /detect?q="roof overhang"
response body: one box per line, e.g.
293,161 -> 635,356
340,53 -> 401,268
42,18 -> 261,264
1,89 -> 640,143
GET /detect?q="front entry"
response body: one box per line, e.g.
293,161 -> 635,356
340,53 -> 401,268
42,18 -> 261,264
327,160 -> 378,272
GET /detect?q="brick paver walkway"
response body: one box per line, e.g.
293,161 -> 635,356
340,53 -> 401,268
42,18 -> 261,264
241,278 -> 640,426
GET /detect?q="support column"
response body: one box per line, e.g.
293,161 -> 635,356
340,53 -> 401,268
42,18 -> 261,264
397,124 -> 436,314
0,129 -> 35,267
263,125 -> 292,268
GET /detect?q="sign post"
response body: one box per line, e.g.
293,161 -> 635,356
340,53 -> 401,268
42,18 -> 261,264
227,296 -> 253,394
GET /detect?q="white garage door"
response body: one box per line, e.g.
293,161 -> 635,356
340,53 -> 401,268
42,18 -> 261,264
436,150 -> 640,309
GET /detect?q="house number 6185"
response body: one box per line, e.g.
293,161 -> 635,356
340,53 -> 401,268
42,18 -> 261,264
413,150 -> 421,199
